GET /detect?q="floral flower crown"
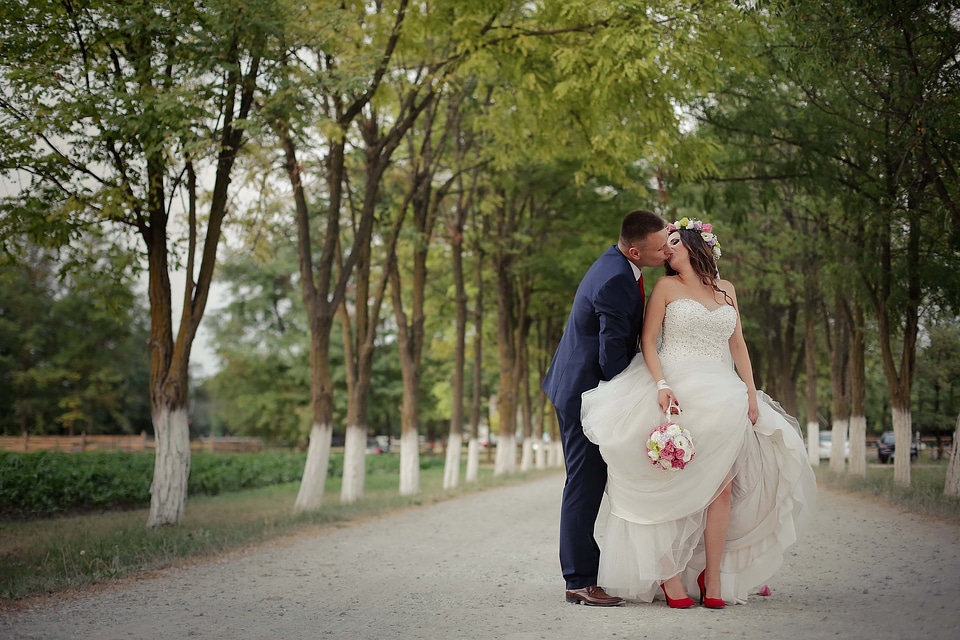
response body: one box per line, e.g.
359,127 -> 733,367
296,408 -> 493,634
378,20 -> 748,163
668,217 -> 722,262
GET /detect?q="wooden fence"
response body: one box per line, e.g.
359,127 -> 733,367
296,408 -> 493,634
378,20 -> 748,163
0,433 -> 261,454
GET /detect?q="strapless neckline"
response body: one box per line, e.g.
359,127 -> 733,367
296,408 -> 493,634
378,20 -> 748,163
666,298 -> 733,314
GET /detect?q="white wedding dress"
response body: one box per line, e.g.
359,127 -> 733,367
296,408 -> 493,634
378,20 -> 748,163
581,298 -> 817,605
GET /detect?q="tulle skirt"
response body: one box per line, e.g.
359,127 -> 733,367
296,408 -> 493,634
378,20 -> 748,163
581,356 -> 817,604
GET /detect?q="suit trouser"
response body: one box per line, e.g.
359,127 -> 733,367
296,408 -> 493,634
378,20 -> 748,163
556,405 -> 608,590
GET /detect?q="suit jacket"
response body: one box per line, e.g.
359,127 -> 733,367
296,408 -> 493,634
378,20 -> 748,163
542,245 -> 644,420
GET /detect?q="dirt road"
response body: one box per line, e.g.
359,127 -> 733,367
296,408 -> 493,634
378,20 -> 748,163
2,471 -> 959,640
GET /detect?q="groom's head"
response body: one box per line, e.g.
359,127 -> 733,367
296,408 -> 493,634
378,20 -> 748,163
618,210 -> 671,268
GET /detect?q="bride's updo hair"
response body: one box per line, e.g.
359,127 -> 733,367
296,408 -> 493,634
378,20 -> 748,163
666,229 -> 734,306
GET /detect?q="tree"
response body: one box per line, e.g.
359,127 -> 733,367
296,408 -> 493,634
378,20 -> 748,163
769,0 -> 960,485
262,0 -> 449,508
0,244 -> 152,437
0,0 -> 278,525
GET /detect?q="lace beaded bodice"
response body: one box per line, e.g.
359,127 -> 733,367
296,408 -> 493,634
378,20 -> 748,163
657,298 -> 737,363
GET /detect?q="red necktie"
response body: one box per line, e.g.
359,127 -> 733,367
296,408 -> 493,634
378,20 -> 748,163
636,273 -> 645,352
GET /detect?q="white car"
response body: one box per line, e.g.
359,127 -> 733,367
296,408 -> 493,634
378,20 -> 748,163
818,433 -> 850,459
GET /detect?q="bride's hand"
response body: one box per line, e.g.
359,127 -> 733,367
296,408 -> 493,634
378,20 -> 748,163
747,398 -> 759,425
658,389 -> 678,414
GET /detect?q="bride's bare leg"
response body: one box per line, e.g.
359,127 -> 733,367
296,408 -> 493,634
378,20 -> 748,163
703,481 -> 732,599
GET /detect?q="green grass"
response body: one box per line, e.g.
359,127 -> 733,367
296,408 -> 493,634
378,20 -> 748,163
0,456 -> 561,604
813,460 -> 960,524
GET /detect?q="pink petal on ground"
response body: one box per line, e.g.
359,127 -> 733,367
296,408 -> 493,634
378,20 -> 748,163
758,585 -> 771,596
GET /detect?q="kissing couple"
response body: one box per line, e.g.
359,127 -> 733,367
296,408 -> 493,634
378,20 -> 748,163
542,209 -> 817,608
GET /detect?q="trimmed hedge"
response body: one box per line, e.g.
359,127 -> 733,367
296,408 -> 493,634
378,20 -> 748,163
0,449 -> 444,518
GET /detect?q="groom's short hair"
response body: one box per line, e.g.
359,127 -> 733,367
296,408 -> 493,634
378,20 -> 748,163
620,209 -> 666,247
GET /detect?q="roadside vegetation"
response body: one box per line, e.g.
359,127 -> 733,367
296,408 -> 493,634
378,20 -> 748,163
814,460 -> 960,525
0,451 -> 306,519
0,452 -> 558,604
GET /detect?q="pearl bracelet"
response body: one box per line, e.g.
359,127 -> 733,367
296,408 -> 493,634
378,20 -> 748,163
656,379 -> 671,390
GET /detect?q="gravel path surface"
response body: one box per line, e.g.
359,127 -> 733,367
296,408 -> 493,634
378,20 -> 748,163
2,471 -> 959,640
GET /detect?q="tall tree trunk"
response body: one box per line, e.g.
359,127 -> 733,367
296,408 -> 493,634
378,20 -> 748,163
145,223 -> 190,527
443,179 -> 472,489
145,44 -> 256,525
518,283 -> 534,472
340,173 -> 378,504
826,294 -> 850,473
804,293 -> 820,466
444,241 -> 467,489
493,230 -> 518,476
870,207 -> 921,487
764,302 -> 800,417
291,135 -> 343,514
847,301 -> 867,477
466,244 -> 485,484
391,233 -> 424,497
535,315 -> 560,470
344,123 -> 413,501
143,177 -> 184,527
945,411 -> 960,497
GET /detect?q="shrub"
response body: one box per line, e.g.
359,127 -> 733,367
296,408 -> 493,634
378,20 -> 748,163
0,450 -> 441,518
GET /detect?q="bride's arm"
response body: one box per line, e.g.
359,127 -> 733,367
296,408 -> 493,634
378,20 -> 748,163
725,280 -> 759,424
642,281 -> 677,413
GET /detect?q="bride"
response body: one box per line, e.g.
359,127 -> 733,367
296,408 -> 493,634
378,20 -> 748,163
581,218 -> 816,608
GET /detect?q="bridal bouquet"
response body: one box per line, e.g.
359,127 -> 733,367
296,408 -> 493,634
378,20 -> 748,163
646,409 -> 696,471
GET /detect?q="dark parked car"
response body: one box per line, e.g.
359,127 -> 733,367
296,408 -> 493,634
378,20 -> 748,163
876,431 -> 918,463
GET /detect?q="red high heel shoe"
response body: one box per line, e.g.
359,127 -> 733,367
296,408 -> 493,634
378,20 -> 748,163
697,571 -> 726,609
660,582 -> 695,609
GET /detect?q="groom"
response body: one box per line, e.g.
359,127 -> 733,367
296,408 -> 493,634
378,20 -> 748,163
542,209 -> 671,606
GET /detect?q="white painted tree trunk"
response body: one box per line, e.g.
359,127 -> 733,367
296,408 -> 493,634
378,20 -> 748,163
807,421 -> 820,466
892,405 -> 912,487
944,412 -> 960,497
535,441 -> 547,469
340,424 -> 366,503
494,434 -> 516,476
848,414 -> 867,477
293,422 -> 332,514
519,439 -> 534,471
830,418 -> 848,473
465,437 -> 480,483
399,430 -> 420,496
147,406 -> 191,528
549,441 -> 563,467
443,433 -> 462,489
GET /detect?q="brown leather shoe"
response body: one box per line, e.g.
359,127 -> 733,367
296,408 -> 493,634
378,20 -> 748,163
565,585 -> 625,606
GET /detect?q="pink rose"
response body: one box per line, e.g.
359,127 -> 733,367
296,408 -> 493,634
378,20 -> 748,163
702,223 -> 712,232
758,585 -> 771,596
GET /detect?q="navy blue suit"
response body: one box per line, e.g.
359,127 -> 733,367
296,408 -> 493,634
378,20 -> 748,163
542,245 -> 644,590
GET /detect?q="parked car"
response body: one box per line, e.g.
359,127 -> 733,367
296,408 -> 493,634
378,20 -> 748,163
818,433 -> 850,459
365,439 -> 386,455
876,431 -> 918,463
